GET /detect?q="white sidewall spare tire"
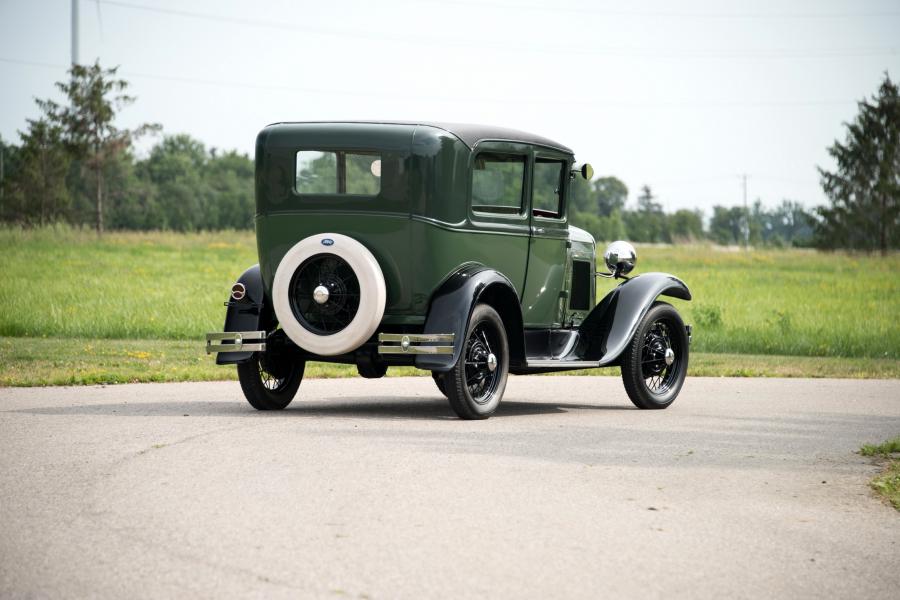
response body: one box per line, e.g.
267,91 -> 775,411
272,233 -> 386,356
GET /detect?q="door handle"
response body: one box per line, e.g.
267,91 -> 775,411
533,227 -> 545,235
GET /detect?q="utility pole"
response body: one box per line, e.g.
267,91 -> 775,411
71,0 -> 79,66
0,143 -> 5,215
741,173 -> 749,248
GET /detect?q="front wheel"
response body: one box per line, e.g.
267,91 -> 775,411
444,304 -> 509,420
237,352 -> 304,410
621,302 -> 689,410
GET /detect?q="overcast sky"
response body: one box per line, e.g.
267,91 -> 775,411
1,0 -> 899,212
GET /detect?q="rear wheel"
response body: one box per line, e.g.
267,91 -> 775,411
621,302 -> 689,410
432,372 -> 448,398
444,304 -> 509,420
237,352 -> 304,410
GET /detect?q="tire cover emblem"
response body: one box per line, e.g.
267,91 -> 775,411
321,238 -> 334,246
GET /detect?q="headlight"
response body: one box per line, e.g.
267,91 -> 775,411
603,241 -> 637,276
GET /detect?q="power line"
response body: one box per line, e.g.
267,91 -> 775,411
414,0 -> 900,19
93,0 -> 900,60
0,56 -> 871,109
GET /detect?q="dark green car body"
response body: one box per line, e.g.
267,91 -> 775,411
254,121 -> 596,330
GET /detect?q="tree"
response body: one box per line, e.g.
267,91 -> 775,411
38,61 -> 158,234
592,176 -> 628,217
0,135 -> 22,222
626,185 -> 668,242
206,149 -> 255,229
817,73 -> 899,254
8,118 -> 70,225
142,134 -> 210,230
134,134 -> 255,230
766,200 -> 814,246
668,209 -> 704,242
709,205 -> 744,245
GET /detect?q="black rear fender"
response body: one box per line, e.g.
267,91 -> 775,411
215,264 -> 275,365
415,264 -> 525,372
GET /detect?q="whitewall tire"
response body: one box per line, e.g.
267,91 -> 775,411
272,233 -> 386,356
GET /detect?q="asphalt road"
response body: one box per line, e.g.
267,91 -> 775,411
1,376 -> 899,599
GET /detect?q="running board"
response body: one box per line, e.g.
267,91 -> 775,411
525,360 -> 601,369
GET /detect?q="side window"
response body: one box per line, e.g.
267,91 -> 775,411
532,159 -> 565,218
346,152 -> 381,194
472,153 -> 525,214
295,150 -> 381,195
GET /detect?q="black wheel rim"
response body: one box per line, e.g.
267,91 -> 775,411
258,357 -> 289,392
288,253 -> 360,336
464,323 -> 502,404
640,318 -> 682,395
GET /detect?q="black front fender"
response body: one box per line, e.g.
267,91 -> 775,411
579,272 -> 691,365
415,264 -> 525,372
215,264 -> 275,365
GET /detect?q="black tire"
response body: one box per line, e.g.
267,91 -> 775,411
444,304 -> 509,420
237,352 -> 304,411
621,302 -> 689,410
432,372 -> 448,398
357,360 -> 388,379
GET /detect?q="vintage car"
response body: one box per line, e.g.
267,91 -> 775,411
206,121 -> 692,419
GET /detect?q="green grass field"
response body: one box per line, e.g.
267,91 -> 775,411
1,226 -> 898,385
2,337 -> 897,386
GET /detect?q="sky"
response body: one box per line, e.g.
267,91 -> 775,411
1,0 -> 899,213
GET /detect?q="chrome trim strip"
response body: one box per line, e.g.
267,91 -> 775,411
378,346 -> 453,355
378,333 -> 455,343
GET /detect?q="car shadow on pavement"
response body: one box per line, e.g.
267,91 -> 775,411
10,396 -> 634,420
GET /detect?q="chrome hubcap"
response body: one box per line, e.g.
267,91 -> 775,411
312,285 -> 330,305
486,353 -> 498,372
664,348 -> 675,366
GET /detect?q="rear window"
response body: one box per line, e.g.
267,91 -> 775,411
295,150 -> 381,195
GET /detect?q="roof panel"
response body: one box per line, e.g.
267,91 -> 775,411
268,120 -> 572,153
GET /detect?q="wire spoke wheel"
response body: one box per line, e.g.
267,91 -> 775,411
288,253 -> 361,336
621,302 -> 689,410
237,350 -> 305,411
464,324 -> 501,404
445,304 -> 509,419
258,359 -> 288,392
640,321 -> 680,395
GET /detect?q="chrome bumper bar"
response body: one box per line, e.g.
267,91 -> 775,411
205,331 -> 267,354
377,333 -> 455,355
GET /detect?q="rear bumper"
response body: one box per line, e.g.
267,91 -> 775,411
205,331 -> 267,354
206,330 -> 456,364
377,333 -> 454,355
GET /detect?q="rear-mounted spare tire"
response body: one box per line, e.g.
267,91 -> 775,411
272,233 -> 386,356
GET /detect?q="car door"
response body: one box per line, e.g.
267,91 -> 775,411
521,153 -> 570,328
466,143 -> 532,297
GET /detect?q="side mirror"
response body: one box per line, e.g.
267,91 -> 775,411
571,163 -> 593,180
603,240 -> 637,278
